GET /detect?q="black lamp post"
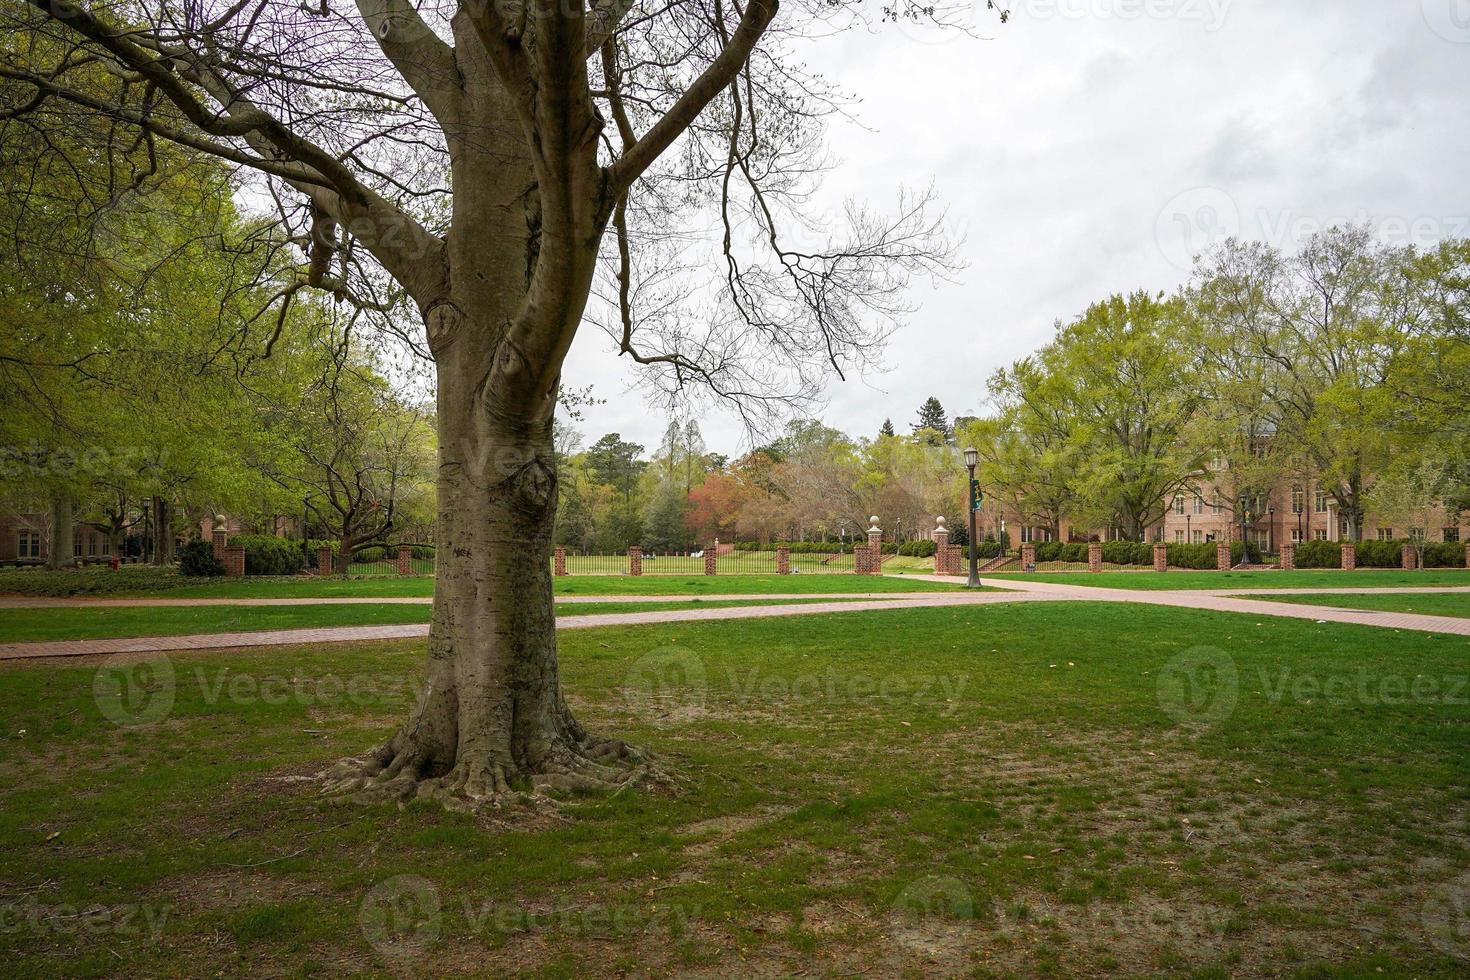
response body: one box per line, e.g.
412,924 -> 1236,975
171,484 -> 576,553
964,447 -> 982,589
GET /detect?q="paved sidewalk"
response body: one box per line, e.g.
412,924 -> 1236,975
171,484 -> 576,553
5,576 -> 1469,662
0,591 -> 965,609
0,591 -> 1059,661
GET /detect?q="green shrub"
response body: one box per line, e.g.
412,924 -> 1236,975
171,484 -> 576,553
1100,540 -> 1152,566
353,545 -> 388,564
898,540 -> 937,558
179,539 -> 225,577
1294,540 -> 1342,569
410,544 -> 435,560
1423,542 -> 1467,568
0,564 -> 188,596
230,534 -> 306,576
1354,539 -> 1403,568
1166,542 -> 1218,569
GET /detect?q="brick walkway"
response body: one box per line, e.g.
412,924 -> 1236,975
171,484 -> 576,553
0,591 -> 960,609
0,591 -> 1061,661
3,578 -> 1468,662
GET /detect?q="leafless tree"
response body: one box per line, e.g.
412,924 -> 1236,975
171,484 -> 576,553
1,0 -> 969,807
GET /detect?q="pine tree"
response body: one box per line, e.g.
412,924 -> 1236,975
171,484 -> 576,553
912,397 -> 950,443
880,418 -> 896,437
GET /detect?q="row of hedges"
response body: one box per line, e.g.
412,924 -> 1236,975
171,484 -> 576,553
0,564 -> 189,595
229,535 -> 307,576
898,540 -> 938,558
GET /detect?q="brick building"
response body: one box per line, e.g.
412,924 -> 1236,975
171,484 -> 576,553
988,472 -> 1464,552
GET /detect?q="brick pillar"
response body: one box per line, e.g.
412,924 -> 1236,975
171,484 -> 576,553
628,545 -> 642,576
554,547 -> 567,576
1087,541 -> 1102,573
866,517 -> 883,576
1341,542 -> 1356,572
1464,542 -> 1470,571
317,546 -> 332,577
1280,541 -> 1295,571
1216,540 -> 1231,571
932,518 -> 949,575
704,547 -> 718,575
223,546 -> 245,577
1402,543 -> 1417,570
1153,542 -> 1168,573
1021,542 -> 1036,573
776,547 -> 791,575
211,520 -> 228,562
397,545 -> 412,575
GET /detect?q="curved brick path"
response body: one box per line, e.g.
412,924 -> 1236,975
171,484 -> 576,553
0,591 -> 1062,661
0,591 -> 954,609
2,578 -> 1468,662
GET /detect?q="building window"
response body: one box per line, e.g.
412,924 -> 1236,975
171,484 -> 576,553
1291,529 -> 1303,543
1315,530 -> 1328,541
1173,494 -> 1185,515
1192,530 -> 1203,544
1376,527 -> 1394,542
1446,528 -> 1461,544
1193,495 -> 1204,515
73,535 -> 82,557
1021,526 -> 1034,543
1212,497 -> 1222,516
17,530 -> 41,559
1291,486 -> 1304,514
1409,528 -> 1425,541
1174,530 -> 1184,543
87,534 -> 98,556
1315,489 -> 1328,513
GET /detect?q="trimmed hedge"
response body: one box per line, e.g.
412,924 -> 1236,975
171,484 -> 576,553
898,540 -> 937,558
1295,540 -> 1342,569
1354,539 -> 1467,568
230,534 -> 307,576
178,539 -> 225,577
0,564 -> 189,595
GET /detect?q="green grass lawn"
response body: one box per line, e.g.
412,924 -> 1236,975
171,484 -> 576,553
1240,591 -> 1470,618
988,568 -> 1470,591
0,598 -> 862,643
143,574 -> 961,599
2,603 -> 1467,975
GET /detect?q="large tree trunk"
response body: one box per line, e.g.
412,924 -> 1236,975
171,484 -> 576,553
325,312 -> 645,807
46,495 -> 73,570
151,497 -> 174,566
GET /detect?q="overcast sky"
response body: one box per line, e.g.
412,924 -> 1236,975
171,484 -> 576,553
559,0 -> 1470,455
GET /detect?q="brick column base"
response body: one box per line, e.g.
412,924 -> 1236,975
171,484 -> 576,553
1153,542 -> 1168,573
1464,543 -> 1470,570
212,528 -> 228,562
554,547 -> 567,576
1341,542 -> 1356,572
628,546 -> 642,576
223,546 -> 245,577
1402,543 -> 1418,570
1022,542 -> 1036,572
1216,541 -> 1231,571
776,547 -> 790,575
1088,542 -> 1102,573
397,545 -> 412,575
1280,542 -> 1295,571
704,549 -> 718,575
317,546 -> 332,577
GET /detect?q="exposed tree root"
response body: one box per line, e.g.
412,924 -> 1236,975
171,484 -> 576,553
319,733 -> 679,813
